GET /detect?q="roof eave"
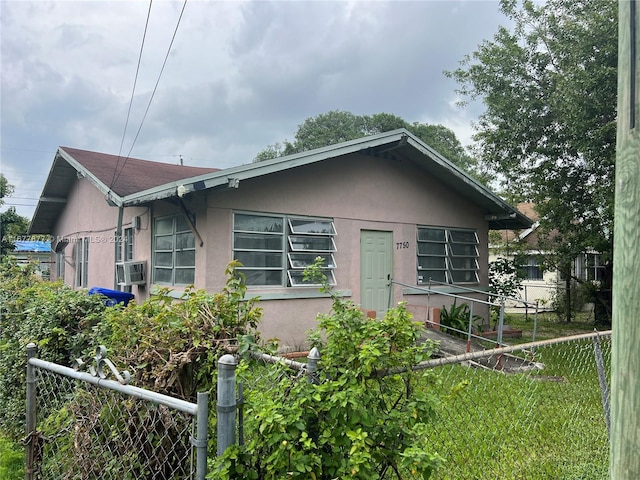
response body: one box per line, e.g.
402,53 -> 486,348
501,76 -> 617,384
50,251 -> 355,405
123,130 -> 411,205
28,148 -> 124,234
57,148 -> 124,206
401,136 -> 532,230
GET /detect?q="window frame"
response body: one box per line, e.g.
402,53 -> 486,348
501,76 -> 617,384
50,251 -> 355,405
116,227 -> 135,292
577,252 -> 605,282
56,251 -> 65,281
417,226 -> 479,285
152,214 -> 196,286
233,212 -> 337,288
116,227 -> 134,262
75,237 -> 89,288
518,255 -> 543,281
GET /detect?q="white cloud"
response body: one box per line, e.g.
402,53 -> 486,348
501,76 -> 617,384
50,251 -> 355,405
1,0 -> 511,219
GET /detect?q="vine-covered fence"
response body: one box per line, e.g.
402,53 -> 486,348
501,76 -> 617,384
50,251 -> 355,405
24,344 -> 208,480
25,332 -> 611,479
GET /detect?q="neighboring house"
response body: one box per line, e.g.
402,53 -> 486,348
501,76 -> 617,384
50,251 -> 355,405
28,129 -> 531,348
9,240 -> 53,280
490,202 -> 606,310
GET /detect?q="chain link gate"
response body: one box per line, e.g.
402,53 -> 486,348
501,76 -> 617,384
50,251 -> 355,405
25,343 -> 208,480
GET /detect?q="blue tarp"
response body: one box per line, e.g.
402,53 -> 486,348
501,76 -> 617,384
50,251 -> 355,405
14,240 -> 52,252
89,287 -> 134,307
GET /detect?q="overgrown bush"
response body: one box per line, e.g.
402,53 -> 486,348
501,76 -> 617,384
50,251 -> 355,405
0,258 -> 264,475
91,260 -> 263,400
551,281 -> 588,323
2,255 -> 445,478
488,256 -> 525,329
214,259 -> 442,479
0,257 -> 107,438
488,257 -> 523,300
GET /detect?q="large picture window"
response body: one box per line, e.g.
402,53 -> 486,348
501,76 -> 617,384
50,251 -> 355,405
233,212 -> 337,287
153,214 -> 195,286
417,227 -> 479,284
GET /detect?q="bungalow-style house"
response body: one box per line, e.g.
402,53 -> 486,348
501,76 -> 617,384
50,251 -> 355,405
490,202 -> 607,311
28,129 -> 531,348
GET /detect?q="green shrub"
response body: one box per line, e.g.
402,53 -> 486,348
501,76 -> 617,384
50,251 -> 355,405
1,258 -> 264,474
213,258 -> 442,479
440,299 -> 483,337
91,260 -> 263,400
0,257 -> 106,438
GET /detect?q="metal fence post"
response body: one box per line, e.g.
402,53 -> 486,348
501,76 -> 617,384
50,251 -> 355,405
532,302 -> 539,345
466,302 -> 475,353
306,347 -> 321,444
25,342 -> 37,480
217,354 -> 237,457
195,391 -> 209,480
306,347 -> 321,384
496,297 -> 506,347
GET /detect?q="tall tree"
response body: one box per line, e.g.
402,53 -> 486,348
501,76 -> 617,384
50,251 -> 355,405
447,0 -> 617,322
1,174 -> 30,257
254,110 -> 478,175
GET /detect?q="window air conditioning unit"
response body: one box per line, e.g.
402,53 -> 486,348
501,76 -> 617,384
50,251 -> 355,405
116,261 -> 146,286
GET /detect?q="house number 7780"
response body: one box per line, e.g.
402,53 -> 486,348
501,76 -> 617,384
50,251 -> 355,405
396,242 -> 409,249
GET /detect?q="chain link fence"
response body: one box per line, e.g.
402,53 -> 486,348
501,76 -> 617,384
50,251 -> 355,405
423,332 -> 611,479
226,332 -> 611,479
25,344 -> 208,480
26,331 -> 611,480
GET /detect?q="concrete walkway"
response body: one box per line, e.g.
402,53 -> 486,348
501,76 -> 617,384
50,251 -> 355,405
421,328 -> 542,373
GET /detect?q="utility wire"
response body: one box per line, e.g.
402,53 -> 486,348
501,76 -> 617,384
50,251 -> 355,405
111,0 -> 189,190
109,0 -> 154,191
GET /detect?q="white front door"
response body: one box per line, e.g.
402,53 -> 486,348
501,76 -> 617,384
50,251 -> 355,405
360,230 -> 393,318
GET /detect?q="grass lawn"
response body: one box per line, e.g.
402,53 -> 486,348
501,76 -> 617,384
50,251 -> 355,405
499,310 -> 607,343
424,312 -> 610,480
0,434 -> 23,480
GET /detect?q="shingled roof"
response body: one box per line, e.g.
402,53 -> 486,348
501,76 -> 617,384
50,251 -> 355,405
28,147 -> 218,234
493,202 -> 539,244
61,147 -> 218,197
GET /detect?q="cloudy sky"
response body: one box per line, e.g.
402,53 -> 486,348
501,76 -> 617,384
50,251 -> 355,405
1,0 -> 512,220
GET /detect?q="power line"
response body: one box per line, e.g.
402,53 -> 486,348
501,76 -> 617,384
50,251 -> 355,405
111,0 -> 189,190
110,0 -> 154,191
124,0 -> 189,159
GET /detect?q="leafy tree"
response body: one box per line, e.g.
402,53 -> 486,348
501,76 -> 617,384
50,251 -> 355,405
253,142 -> 289,163
408,123 -> 477,173
447,0 -> 617,322
0,174 -> 30,256
0,174 -> 11,201
254,110 -> 478,175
